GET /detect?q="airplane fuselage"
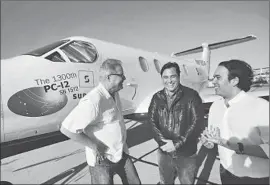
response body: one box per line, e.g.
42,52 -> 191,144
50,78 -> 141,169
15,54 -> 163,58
2,35 -> 263,144
1,37 -> 208,143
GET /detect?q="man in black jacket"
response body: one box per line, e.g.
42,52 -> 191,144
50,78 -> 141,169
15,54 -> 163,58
148,62 -> 204,184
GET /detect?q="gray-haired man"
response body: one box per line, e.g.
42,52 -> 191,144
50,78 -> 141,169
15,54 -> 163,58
60,59 -> 141,184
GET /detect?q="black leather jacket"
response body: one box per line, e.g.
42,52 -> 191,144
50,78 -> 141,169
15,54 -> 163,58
148,85 -> 205,156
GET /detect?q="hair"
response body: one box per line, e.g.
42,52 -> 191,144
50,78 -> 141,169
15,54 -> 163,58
218,59 -> 253,92
99,58 -> 122,77
160,62 -> 180,77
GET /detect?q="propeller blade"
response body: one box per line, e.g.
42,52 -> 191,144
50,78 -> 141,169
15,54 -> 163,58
172,35 -> 256,57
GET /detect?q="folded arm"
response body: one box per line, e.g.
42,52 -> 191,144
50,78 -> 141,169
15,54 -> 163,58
201,126 -> 269,159
216,137 -> 268,159
60,126 -> 93,149
220,102 -> 269,159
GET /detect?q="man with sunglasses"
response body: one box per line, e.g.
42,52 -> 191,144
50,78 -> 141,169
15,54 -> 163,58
60,59 -> 141,184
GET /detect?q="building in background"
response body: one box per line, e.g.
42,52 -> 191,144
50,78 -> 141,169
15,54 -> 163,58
252,67 -> 269,86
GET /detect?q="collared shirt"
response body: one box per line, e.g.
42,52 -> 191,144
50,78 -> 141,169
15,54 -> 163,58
165,85 -> 180,109
61,83 -> 128,166
208,91 -> 269,178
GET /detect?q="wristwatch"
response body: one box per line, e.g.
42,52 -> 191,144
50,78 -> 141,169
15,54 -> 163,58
236,142 -> 244,154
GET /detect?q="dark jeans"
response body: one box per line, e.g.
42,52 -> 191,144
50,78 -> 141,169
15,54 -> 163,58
157,149 -> 198,184
89,152 -> 141,184
220,164 -> 269,184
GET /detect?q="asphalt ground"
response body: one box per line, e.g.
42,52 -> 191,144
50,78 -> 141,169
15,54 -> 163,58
1,119 -> 221,184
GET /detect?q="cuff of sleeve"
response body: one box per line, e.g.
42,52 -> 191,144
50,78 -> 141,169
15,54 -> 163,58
174,137 -> 186,149
174,142 -> 181,149
259,144 -> 269,158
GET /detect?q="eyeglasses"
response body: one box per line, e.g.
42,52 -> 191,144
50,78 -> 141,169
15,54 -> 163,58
108,73 -> 126,79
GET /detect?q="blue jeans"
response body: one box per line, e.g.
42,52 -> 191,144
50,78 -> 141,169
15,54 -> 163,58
88,152 -> 141,184
157,149 -> 198,184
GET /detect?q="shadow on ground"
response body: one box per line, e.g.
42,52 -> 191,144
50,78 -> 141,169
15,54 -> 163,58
195,145 -> 219,185
126,120 -> 154,148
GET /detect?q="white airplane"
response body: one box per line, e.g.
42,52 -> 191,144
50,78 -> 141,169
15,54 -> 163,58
1,35 -> 267,146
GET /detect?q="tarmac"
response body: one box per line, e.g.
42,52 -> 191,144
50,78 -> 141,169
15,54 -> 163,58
1,119 -> 221,184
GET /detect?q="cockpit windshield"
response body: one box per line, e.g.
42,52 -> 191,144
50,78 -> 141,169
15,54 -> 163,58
24,40 -> 69,57
60,41 -> 98,63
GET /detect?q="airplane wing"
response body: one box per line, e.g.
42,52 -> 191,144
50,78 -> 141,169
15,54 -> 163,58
199,83 -> 269,119
172,35 -> 256,57
201,85 -> 269,103
249,85 -> 269,98
201,67 -> 269,103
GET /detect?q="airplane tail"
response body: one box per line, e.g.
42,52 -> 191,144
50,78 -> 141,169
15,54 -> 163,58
171,35 -> 257,82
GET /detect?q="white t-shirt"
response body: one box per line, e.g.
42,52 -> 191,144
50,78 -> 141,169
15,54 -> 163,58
208,91 -> 269,178
61,83 -> 128,166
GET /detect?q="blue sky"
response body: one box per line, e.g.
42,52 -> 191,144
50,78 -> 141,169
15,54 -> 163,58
1,1 -> 269,75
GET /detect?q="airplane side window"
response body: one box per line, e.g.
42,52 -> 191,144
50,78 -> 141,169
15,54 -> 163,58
195,59 -> 206,66
138,56 -> 149,72
45,52 -> 66,62
195,59 -> 201,65
195,68 -> 201,75
182,64 -> 188,75
60,41 -> 98,63
153,59 -> 161,73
